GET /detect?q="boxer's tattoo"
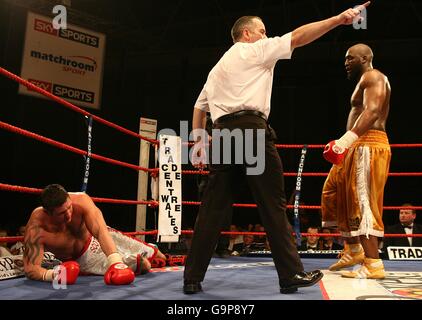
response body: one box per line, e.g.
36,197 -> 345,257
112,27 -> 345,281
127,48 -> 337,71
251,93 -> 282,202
23,225 -> 43,265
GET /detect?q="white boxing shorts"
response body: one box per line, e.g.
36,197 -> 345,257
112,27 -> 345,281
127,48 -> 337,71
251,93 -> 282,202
75,227 -> 158,275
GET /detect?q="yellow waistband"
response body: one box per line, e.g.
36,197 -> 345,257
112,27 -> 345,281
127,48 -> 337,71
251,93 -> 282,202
355,130 -> 389,145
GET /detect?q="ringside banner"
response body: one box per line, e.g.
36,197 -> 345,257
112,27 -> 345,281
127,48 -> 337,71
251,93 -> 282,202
0,252 -> 59,281
19,12 -> 106,109
387,246 -> 422,260
158,135 -> 182,243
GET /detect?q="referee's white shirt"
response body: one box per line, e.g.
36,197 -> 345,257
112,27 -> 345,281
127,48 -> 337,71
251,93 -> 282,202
194,32 -> 293,123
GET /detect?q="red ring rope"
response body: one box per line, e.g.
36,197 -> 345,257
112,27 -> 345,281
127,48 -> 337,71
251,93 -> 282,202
182,170 -> 422,177
0,120 -> 155,173
2,231 -> 421,244
1,183 -> 420,212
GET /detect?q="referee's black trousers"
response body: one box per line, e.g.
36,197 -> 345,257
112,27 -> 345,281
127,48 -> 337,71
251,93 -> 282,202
184,114 -> 304,283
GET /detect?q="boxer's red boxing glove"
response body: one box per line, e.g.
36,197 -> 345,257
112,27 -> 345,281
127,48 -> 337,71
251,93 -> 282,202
323,140 -> 348,165
59,261 -> 80,284
104,262 -> 135,285
323,130 -> 359,165
104,253 -> 135,285
42,260 -> 80,284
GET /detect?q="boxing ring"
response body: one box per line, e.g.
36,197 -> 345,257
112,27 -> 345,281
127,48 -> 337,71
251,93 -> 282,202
0,257 -> 421,300
1,66 -> 422,301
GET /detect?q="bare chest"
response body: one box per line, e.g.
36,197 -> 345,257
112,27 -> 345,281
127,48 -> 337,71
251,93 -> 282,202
350,85 -> 363,108
43,224 -> 88,260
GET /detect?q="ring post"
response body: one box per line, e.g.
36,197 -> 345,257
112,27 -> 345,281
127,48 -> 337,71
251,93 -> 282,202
136,117 -> 157,240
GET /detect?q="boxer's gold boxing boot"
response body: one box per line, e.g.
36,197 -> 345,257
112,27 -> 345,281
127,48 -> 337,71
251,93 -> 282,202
329,243 -> 364,271
341,258 -> 385,279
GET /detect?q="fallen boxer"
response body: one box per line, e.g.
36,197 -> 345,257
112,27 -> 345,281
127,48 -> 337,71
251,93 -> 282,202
23,184 -> 167,285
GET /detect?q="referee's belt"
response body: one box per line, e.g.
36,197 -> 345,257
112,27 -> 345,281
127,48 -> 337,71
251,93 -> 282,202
214,110 -> 267,124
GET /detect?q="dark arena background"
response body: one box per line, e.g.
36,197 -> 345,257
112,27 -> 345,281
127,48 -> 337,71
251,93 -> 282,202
1,0 -> 422,310
0,0 -> 421,238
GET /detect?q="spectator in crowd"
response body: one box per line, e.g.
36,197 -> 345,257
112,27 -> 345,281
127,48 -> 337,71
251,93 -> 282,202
239,233 -> 257,256
383,204 -> 422,251
11,225 -> 26,255
253,224 -> 266,243
252,224 -> 270,251
318,227 -> 343,251
226,225 -> 244,256
0,228 -> 12,257
298,227 -> 320,251
330,226 -> 345,248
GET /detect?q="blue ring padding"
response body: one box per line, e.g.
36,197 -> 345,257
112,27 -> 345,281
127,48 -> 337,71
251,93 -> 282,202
293,145 -> 308,246
81,116 -> 93,192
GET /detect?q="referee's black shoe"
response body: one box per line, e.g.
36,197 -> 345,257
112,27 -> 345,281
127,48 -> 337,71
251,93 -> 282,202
279,270 -> 323,294
183,280 -> 202,294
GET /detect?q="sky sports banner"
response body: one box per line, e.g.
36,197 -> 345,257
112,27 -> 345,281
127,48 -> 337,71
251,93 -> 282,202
18,12 -> 106,109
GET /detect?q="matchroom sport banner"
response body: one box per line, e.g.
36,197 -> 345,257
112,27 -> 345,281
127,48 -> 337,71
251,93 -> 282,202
18,12 -> 106,109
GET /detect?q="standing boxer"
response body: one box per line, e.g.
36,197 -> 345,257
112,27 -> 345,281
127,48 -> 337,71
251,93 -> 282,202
322,43 -> 391,279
